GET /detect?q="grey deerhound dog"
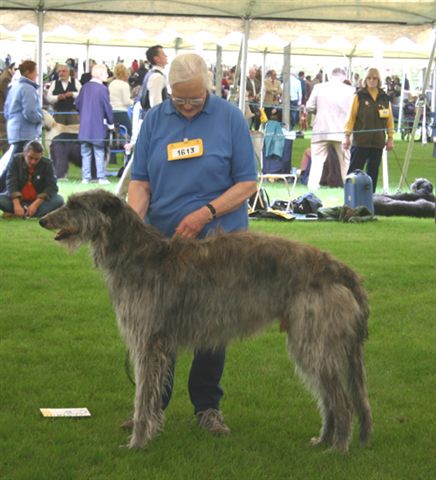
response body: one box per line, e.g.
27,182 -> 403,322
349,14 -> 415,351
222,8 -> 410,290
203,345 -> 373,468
39,189 -> 372,453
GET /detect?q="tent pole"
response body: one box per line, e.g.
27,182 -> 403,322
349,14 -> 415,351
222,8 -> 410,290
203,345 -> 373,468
85,40 -> 90,71
422,85 -> 428,145
215,45 -> 223,97
260,48 -> 267,108
36,7 -> 45,108
229,40 -> 243,104
397,68 -> 406,134
238,17 -> 251,113
432,68 -> 436,113
398,29 -> 436,191
282,44 -> 291,129
382,148 -> 389,193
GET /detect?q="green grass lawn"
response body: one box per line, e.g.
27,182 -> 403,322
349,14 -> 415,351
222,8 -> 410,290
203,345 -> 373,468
0,137 -> 435,479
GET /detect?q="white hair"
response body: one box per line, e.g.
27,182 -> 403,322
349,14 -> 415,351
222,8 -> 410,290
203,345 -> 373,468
168,53 -> 211,90
331,67 -> 346,82
91,64 -> 108,82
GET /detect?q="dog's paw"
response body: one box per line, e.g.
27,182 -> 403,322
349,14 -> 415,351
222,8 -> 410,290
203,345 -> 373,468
127,438 -> 146,449
310,436 -> 323,447
127,432 -> 148,450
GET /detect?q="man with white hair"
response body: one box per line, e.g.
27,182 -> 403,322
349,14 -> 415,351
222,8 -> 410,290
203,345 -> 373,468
246,67 -> 261,130
128,53 -> 257,435
47,64 -> 81,125
305,67 -> 355,191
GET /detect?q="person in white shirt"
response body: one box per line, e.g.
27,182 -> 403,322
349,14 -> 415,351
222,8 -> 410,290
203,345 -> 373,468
46,64 -> 81,124
305,67 -> 355,191
139,45 -> 168,112
109,63 -> 133,136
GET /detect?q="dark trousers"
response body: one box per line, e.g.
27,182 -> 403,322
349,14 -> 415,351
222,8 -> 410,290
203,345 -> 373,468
113,111 -> 132,137
290,100 -> 300,128
249,104 -> 261,131
162,349 -> 225,414
348,146 -> 383,192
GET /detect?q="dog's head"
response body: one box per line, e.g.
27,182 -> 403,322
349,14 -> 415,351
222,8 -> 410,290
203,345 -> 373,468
39,189 -> 124,249
411,178 -> 433,196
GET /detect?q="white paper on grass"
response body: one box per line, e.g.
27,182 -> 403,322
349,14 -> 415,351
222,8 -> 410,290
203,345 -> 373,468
40,408 -> 91,417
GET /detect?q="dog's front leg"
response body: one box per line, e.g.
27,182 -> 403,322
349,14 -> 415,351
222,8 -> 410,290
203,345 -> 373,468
128,340 -> 169,449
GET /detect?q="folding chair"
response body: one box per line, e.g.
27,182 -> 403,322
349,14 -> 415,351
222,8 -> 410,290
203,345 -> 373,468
251,124 -> 297,212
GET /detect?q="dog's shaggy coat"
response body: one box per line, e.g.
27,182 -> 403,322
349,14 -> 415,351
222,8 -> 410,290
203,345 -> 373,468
39,189 -> 372,453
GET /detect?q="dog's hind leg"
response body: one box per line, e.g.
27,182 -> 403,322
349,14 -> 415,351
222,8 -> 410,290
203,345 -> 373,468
318,369 -> 353,453
285,290 -> 354,453
310,391 -> 335,447
293,364 -> 352,452
128,338 -> 171,449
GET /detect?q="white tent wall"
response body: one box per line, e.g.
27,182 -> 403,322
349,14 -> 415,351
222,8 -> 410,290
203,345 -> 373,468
1,11 -> 434,55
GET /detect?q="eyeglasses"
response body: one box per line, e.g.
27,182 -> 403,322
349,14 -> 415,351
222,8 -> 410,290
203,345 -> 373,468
172,96 -> 205,106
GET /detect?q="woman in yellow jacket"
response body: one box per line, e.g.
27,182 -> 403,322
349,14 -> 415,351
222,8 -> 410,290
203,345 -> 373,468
343,67 -> 394,192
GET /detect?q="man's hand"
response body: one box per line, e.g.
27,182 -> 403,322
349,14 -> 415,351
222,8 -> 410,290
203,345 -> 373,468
343,136 -> 351,150
174,207 -> 212,239
27,199 -> 44,218
26,203 -> 38,217
58,92 -> 73,101
13,203 -> 26,218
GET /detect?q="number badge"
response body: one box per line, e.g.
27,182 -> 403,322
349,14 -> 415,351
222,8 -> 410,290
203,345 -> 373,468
167,139 -> 204,161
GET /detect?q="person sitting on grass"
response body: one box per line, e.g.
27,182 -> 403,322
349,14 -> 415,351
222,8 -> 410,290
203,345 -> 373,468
0,140 -> 64,218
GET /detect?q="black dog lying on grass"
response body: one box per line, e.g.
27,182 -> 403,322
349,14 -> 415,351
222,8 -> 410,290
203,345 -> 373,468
373,178 -> 435,218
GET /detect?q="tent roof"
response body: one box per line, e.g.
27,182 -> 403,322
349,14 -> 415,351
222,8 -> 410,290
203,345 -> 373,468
2,1 -> 436,25
1,2 -> 435,59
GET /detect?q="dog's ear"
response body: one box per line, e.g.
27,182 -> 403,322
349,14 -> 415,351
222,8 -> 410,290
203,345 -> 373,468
101,193 -> 123,216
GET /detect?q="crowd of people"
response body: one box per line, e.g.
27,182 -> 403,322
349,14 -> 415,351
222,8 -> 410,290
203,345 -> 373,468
0,45 -> 408,219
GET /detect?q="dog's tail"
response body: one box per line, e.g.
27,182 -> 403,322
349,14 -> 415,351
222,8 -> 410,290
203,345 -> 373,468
329,258 -> 372,444
328,259 -> 369,342
348,342 -> 372,445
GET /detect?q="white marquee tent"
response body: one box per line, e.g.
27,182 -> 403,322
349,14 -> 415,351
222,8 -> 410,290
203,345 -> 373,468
1,2 -> 435,57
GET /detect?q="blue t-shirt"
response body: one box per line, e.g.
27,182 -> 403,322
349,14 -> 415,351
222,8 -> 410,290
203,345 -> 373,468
132,94 -> 257,238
